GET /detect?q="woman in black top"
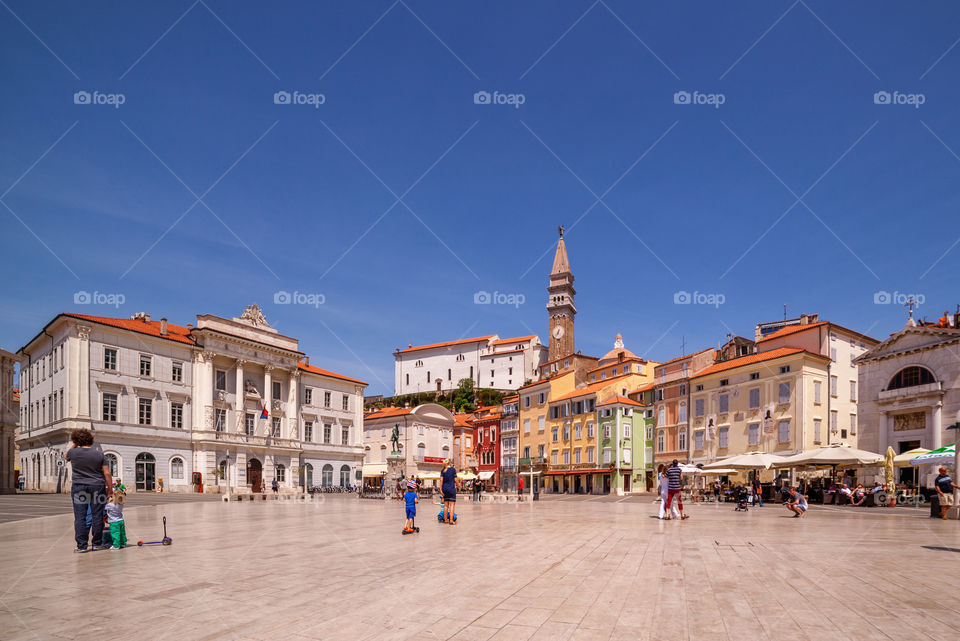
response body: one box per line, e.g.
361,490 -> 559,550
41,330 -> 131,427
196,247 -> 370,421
65,429 -> 113,552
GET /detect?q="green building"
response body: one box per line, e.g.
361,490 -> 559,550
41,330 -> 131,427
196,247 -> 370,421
629,383 -> 657,491
596,396 -> 646,494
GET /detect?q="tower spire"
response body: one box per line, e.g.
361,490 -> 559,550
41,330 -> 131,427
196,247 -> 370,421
547,228 -> 576,360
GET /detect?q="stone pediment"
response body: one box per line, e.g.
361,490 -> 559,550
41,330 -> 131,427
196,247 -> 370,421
858,327 -> 960,362
411,403 -> 455,424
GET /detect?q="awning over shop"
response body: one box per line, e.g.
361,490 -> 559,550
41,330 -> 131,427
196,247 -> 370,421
478,471 -> 495,480
416,471 -> 442,480
544,469 -> 611,476
457,472 -> 478,480
362,463 -> 387,476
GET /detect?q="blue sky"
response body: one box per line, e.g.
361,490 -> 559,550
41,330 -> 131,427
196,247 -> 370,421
2,1 -> 959,395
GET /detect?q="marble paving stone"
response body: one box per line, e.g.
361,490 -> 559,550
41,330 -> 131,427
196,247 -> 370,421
1,495 -> 957,640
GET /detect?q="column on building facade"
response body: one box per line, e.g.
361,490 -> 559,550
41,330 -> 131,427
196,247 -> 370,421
77,325 -> 91,418
878,411 -> 888,454
932,402 -> 942,450
264,365 -> 273,437
235,359 -> 246,432
287,370 -> 299,440
203,351 -> 216,430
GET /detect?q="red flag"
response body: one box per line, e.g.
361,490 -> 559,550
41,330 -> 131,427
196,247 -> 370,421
260,405 -> 269,419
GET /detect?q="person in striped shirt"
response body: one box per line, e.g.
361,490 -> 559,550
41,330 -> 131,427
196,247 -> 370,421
663,459 -> 689,520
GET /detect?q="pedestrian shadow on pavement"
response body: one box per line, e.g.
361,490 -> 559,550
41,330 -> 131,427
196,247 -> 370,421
921,546 -> 960,553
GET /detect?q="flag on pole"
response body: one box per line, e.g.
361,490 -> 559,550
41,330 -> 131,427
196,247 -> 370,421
260,405 -> 269,419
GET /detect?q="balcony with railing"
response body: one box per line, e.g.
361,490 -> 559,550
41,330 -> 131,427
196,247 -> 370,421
878,381 -> 942,402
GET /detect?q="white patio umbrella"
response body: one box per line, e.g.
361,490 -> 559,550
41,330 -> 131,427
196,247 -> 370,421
700,468 -> 738,475
773,444 -> 883,467
894,448 -> 929,465
910,443 -> 956,465
703,452 -> 787,470
679,464 -> 703,474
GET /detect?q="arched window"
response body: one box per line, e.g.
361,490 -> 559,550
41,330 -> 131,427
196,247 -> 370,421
442,445 -> 450,458
417,443 -> 426,460
321,464 -> 334,486
170,457 -> 184,480
275,463 -> 286,483
364,446 -> 371,463
340,464 -> 351,487
658,406 -> 665,425
104,453 -> 119,478
380,445 -> 387,462
887,366 -> 935,390
218,459 -> 227,480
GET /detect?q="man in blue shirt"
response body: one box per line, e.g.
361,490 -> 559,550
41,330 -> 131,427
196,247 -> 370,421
935,467 -> 958,520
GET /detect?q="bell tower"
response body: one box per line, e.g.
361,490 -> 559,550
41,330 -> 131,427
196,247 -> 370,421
547,226 -> 576,361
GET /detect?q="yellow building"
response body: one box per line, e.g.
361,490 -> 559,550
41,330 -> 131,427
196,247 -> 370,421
688,347 -> 832,477
517,371 -> 575,484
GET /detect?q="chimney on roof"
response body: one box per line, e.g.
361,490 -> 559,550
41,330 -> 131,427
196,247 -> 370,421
160,318 -> 168,335
144,313 -> 150,323
305,356 -> 310,366
186,323 -> 193,330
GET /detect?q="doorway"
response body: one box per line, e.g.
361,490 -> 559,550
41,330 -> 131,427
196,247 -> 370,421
586,474 -> 594,494
898,440 -> 921,486
603,474 -> 611,494
136,453 -> 156,491
624,475 -> 631,492
247,458 -> 262,492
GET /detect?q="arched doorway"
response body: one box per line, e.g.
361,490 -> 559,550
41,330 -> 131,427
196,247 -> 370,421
299,463 -> 313,488
322,464 -> 334,487
340,464 -> 351,487
136,453 -> 156,491
247,458 -> 263,492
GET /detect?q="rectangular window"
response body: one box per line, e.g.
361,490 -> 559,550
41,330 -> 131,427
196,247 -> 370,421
587,447 -> 595,463
814,419 -> 822,444
849,381 -> 856,402
749,372 -> 759,380
342,395 -> 349,411
830,376 -> 838,397
60,389 -> 64,418
272,381 -> 281,401
324,391 -> 331,407
814,380 -> 822,404
215,370 -> 226,391
171,402 -> 183,428
694,430 -> 704,450
603,448 -> 611,464
695,384 -> 703,392
695,398 -> 705,417
830,347 -> 837,362
562,424 -> 570,440
524,396 -> 531,408
587,421 -> 595,438
138,397 -> 152,425
575,448 -> 581,463
646,426 -> 653,440
603,423 -> 611,439
719,394 -> 729,413
562,450 -> 569,465
523,446 -> 530,459
104,348 -> 118,371
172,361 -> 183,382
342,426 -> 350,445
779,365 -> 791,374
538,444 -> 544,458
830,410 -> 838,434
272,417 -> 281,437
623,448 -> 631,464
574,423 -> 582,439
551,450 -> 558,465
103,393 -> 117,422
778,382 -> 791,404
718,427 -> 729,448
850,414 -> 857,435
139,354 -> 151,377
778,420 -> 790,443
538,416 -> 545,432
538,392 -> 545,404
304,421 -> 313,442
324,423 -> 332,443
749,388 -> 760,409
678,429 -> 686,451
748,423 -> 759,445
524,419 -> 530,434
678,403 -> 687,423
623,422 -> 631,437
720,379 -> 729,387
551,427 -> 558,442
245,413 -> 255,436
304,388 -> 312,405
214,408 -> 226,431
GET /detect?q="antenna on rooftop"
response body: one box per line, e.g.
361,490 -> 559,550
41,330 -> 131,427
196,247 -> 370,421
783,304 -> 787,321
681,336 -> 686,355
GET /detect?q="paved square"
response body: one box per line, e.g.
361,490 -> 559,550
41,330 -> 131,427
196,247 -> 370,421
1,495 -> 958,640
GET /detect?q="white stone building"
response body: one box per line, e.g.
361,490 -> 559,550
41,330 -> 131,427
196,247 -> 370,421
855,312 -> 960,486
393,335 -> 546,396
360,404 -> 455,481
1,348 -> 18,493
16,305 -> 367,493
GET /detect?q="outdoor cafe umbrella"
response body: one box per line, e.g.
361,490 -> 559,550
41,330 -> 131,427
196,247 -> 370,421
679,464 -> 703,474
457,471 -> 478,480
884,447 -> 896,488
703,452 -> 787,470
773,444 -> 883,467
700,468 -> 738,475
894,448 -> 929,465
910,443 -> 956,465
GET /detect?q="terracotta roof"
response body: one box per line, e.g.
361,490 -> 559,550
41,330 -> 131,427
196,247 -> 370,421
365,406 -> 414,420
454,413 -> 475,427
502,395 -> 519,402
691,347 -> 829,378
587,357 -> 645,373
757,321 -> 829,342
550,374 -> 635,402
655,348 -> 715,368
597,396 -> 644,407
297,361 -> 367,386
396,335 -> 495,354
62,313 -> 196,346
518,370 -> 574,390
475,412 -> 502,421
628,382 -> 655,395
490,335 -> 536,346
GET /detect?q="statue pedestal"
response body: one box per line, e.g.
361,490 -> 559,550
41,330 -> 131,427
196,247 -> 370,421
385,453 -> 405,501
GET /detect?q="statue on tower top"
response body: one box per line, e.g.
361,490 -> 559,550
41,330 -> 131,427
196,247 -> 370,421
558,225 -> 564,238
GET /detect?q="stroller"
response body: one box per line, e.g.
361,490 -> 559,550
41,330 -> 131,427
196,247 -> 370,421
733,486 -> 750,512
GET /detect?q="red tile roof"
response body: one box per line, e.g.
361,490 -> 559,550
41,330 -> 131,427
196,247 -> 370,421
628,382 -> 655,395
454,413 -> 474,427
502,395 -> 519,402
551,374 -> 636,402
655,348 -> 716,368
63,313 -> 196,345
757,321 -> 828,342
490,335 -> 536,346
396,335 -> 495,354
597,396 -> 644,407
518,370 -> 575,389
691,347 -> 828,378
365,406 -> 414,420
297,361 -> 367,386
587,357 -> 645,374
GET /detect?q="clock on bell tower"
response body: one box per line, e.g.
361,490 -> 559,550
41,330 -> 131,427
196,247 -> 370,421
547,226 -> 576,361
